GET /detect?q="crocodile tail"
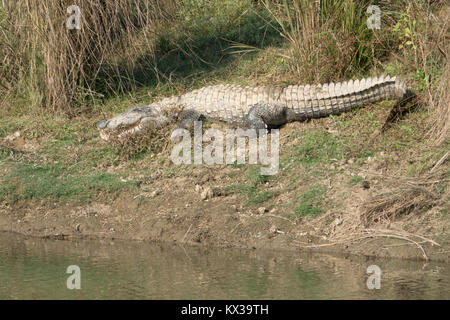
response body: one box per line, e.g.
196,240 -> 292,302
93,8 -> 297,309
287,76 -> 407,119
332,75 -> 407,113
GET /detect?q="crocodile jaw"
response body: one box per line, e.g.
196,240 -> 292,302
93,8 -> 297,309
97,119 -> 148,141
96,105 -> 169,141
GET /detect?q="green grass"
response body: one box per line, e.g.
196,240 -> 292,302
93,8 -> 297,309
284,130 -> 343,169
0,118 -> 32,138
350,175 -> 364,185
294,184 -> 327,218
224,166 -> 276,206
0,162 -> 138,203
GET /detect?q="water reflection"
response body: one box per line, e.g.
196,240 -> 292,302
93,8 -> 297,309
0,233 -> 448,299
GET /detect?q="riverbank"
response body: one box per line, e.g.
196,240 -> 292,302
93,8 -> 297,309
0,189 -> 448,262
0,0 -> 448,263
1,112 -> 448,262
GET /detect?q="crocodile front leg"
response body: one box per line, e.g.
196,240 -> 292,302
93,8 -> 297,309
177,109 -> 204,129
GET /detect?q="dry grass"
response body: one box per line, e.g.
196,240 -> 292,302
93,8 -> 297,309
293,163 -> 448,261
360,1 -> 449,231
360,168 -> 448,227
0,0 -> 176,114
428,63 -> 449,145
263,0 -> 384,83
404,2 -> 449,146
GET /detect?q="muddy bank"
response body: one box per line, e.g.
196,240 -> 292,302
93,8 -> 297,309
1,116 -> 448,263
1,186 -> 448,262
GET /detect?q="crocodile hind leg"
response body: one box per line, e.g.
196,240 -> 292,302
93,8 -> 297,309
246,104 -> 289,131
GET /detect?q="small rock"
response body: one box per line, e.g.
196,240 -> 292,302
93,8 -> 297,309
195,184 -> 202,193
269,225 -> 278,234
5,131 -> 20,141
362,180 -> 370,189
151,190 -> 160,197
347,159 -> 354,164
257,207 -> 267,215
333,217 -> 343,227
110,228 -> 115,232
75,224 -> 81,232
201,187 -> 214,200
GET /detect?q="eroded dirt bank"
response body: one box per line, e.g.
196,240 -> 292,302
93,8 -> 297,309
1,184 -> 448,262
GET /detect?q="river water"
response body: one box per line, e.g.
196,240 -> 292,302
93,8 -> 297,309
0,232 -> 448,300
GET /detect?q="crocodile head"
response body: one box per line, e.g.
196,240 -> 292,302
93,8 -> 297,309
96,105 -> 171,141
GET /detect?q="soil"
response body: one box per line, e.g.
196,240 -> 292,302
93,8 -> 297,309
0,165 -> 448,262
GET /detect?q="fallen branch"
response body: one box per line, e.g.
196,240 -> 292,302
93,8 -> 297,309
293,228 -> 440,261
264,214 -> 296,225
181,224 -> 192,243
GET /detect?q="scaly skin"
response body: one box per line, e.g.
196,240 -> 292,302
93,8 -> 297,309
97,75 -> 407,140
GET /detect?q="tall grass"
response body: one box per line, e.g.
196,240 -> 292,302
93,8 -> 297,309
263,0 -> 448,143
382,0 -> 448,145
264,0 -> 381,83
0,0 -> 176,114
405,2 -> 449,145
0,0 -> 276,114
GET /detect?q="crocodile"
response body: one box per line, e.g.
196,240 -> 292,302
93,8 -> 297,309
97,75 -> 407,141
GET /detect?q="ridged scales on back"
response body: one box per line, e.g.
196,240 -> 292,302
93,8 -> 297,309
97,75 -> 407,140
